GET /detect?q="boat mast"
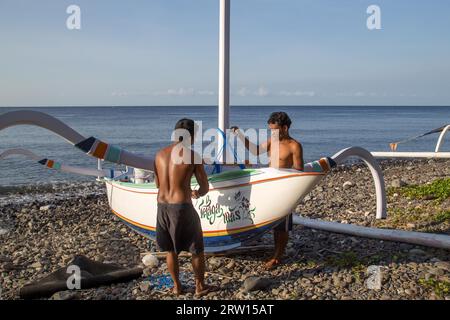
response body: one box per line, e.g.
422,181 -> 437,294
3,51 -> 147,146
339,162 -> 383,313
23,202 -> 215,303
218,0 -> 230,163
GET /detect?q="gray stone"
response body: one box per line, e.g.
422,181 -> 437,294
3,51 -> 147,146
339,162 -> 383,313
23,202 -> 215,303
365,265 -> 383,290
409,248 -> 427,256
428,268 -> 445,276
139,281 -> 151,292
0,255 -> 11,263
343,181 -> 354,189
143,267 -> 154,277
50,291 -> 80,300
391,179 -> 407,188
141,254 -> 159,268
302,272 -> 315,278
286,248 -> 297,257
225,260 -> 236,269
208,257 -> 222,268
39,205 -> 55,212
243,276 -> 272,293
435,261 -> 450,272
300,278 -> 311,286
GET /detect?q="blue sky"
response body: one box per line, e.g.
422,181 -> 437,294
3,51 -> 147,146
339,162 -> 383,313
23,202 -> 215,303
0,0 -> 449,107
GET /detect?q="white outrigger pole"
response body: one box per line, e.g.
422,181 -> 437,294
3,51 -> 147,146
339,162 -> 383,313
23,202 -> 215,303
371,124 -> 450,159
218,0 -> 230,164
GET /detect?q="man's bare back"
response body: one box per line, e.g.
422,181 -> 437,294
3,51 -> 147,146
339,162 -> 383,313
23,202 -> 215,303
154,117 -> 213,297
154,143 -> 208,204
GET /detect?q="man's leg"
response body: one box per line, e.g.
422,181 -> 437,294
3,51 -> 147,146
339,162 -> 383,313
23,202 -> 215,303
166,251 -> 182,295
192,252 -> 211,297
265,214 -> 292,269
273,230 -> 289,259
265,230 -> 289,269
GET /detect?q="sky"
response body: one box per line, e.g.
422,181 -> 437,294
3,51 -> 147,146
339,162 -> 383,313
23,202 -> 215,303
0,0 -> 450,107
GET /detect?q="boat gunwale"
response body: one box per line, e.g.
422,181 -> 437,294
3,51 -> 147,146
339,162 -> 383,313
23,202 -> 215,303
105,170 -> 325,195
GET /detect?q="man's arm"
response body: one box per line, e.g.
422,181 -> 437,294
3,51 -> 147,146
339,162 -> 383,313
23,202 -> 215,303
192,163 -> 209,198
153,160 -> 160,188
231,126 -> 268,156
292,142 -> 304,171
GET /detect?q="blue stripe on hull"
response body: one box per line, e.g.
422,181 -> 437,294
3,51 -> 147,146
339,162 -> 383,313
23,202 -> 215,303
118,218 -> 282,252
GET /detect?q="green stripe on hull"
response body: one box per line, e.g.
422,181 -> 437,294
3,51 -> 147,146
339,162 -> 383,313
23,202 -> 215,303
115,169 -> 262,189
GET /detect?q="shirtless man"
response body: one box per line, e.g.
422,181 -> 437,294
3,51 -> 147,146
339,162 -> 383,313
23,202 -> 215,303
154,118 -> 212,296
231,111 -> 304,269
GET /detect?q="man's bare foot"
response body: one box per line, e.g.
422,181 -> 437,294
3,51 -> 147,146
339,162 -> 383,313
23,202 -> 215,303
172,284 -> 184,296
264,258 -> 281,270
194,284 -> 217,298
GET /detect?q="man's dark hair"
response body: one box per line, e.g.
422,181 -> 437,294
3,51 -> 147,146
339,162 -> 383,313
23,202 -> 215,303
267,111 -> 292,129
175,118 -> 195,141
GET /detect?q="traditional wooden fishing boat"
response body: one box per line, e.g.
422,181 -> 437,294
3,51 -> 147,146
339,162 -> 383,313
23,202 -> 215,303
106,167 -> 329,252
0,110 -> 388,252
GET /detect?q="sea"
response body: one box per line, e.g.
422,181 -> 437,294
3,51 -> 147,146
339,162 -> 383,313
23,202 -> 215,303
0,106 -> 449,187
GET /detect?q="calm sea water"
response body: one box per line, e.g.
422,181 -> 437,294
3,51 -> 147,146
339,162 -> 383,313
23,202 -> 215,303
0,106 -> 449,186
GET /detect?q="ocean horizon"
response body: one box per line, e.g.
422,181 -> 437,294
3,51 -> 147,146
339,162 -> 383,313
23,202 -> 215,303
0,105 -> 449,186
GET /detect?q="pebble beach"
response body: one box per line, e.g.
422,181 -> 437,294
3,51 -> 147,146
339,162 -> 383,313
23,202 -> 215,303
0,159 -> 449,300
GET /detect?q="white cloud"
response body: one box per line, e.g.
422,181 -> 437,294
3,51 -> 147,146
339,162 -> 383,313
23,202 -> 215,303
279,90 -> 316,97
165,88 -> 195,96
336,92 -> 367,97
113,88 -> 217,97
196,90 -> 215,96
237,87 -> 250,97
254,86 -> 269,97
111,92 -> 128,97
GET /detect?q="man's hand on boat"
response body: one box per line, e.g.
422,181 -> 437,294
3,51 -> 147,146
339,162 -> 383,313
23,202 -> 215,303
191,189 -> 201,199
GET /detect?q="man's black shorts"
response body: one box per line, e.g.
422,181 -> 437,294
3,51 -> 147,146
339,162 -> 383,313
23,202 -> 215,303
156,203 -> 204,255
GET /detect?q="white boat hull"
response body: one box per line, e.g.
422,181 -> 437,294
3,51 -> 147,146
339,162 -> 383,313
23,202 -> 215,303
105,167 -> 326,252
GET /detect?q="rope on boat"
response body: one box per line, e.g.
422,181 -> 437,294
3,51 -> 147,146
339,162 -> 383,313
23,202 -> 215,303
0,110 -> 155,171
389,124 -> 449,151
211,128 -> 245,174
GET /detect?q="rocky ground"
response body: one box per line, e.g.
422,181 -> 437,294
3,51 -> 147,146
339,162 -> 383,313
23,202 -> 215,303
0,159 -> 449,300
